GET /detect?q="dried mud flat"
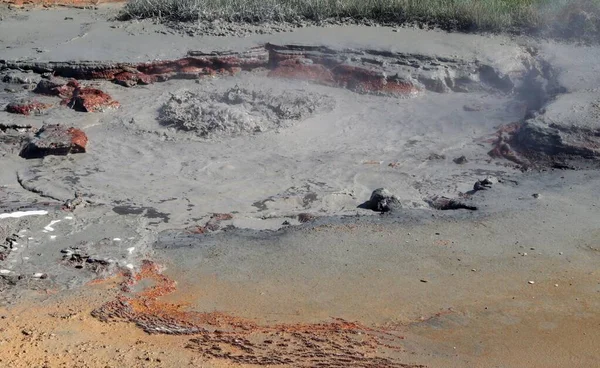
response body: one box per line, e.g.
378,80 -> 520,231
1,5 -> 600,368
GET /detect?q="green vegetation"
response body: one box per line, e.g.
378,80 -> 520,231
120,0 -> 600,40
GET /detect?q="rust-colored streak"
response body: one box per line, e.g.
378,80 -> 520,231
92,260 -> 423,367
266,49 -> 421,96
332,64 -> 420,95
269,61 -> 336,85
112,71 -> 156,87
131,54 -> 266,83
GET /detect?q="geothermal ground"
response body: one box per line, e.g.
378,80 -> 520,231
1,3 -> 600,368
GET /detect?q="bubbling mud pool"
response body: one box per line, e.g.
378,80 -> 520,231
1,43 -> 563,227
3,38 -> 600,367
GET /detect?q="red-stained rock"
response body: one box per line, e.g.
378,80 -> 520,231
268,59 -> 335,85
267,47 -> 420,96
55,80 -> 81,99
5,100 -> 52,115
88,69 -> 121,80
270,61 -> 420,96
20,124 -> 88,159
34,78 -> 117,112
67,87 -> 119,112
11,49 -> 268,88
112,71 -> 156,87
23,46 -> 423,99
34,78 -> 80,99
134,58 -> 239,81
332,65 -> 420,95
129,51 -> 267,82
334,65 -> 416,95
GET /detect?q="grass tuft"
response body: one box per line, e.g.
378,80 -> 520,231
119,0 -> 600,41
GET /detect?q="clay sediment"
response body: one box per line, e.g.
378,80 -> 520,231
92,261 -> 422,367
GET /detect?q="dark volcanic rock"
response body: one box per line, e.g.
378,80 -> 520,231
0,123 -> 34,150
514,121 -> 599,158
2,71 -> 41,85
453,156 -> 468,164
365,188 -> 401,212
427,153 -> 446,160
473,178 -> 493,192
298,213 -> 317,223
20,124 -> 88,159
427,196 -> 477,211
33,77 -> 78,98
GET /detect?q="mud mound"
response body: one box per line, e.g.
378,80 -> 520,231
159,86 -> 335,138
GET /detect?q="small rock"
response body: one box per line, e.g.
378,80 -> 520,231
528,280 -> 535,284
63,192 -> 86,211
20,124 -> 88,159
365,188 -> 401,212
427,153 -> 446,161
298,213 -> 316,223
420,279 -> 428,283
453,156 -> 468,165
32,273 -> 47,279
532,193 -> 541,199
473,178 -> 493,191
